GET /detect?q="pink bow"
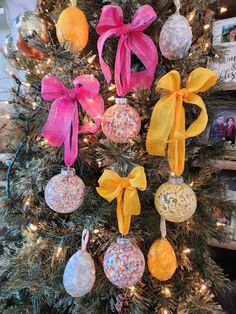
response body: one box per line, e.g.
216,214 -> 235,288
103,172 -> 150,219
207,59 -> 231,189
96,5 -> 158,96
41,74 -> 104,166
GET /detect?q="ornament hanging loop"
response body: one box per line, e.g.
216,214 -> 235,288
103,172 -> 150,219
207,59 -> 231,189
81,229 -> 89,251
160,216 -> 167,239
70,0 -> 77,6
174,0 -> 181,13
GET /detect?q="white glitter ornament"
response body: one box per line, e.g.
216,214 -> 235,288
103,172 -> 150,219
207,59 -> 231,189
63,229 -> 96,297
159,0 -> 192,60
45,168 -> 85,214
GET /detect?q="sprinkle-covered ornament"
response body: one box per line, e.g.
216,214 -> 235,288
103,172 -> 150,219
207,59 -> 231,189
159,1 -> 192,60
155,176 -> 197,223
148,238 -> 177,281
45,168 -> 85,214
63,229 -> 95,297
103,236 -> 145,288
102,98 -> 141,143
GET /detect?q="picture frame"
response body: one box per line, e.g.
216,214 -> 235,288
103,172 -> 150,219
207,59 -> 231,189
209,17 -> 236,91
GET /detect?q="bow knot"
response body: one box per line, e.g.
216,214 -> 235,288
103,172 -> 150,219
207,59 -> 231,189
146,68 -> 217,176
96,5 -> 158,96
177,88 -> 189,99
119,23 -> 134,35
41,74 -> 104,166
67,86 -> 81,100
96,166 -> 147,235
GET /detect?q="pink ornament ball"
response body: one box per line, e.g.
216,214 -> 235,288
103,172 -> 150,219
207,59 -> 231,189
45,168 -> 85,214
103,236 -> 145,288
102,98 -> 141,143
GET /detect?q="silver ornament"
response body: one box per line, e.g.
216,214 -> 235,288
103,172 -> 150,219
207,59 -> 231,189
159,13 -> 192,60
63,229 -> 95,297
2,34 -> 22,69
12,10 -> 48,59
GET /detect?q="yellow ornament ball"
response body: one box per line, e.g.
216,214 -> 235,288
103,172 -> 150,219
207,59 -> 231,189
56,6 -> 89,52
155,176 -> 197,223
148,238 -> 177,281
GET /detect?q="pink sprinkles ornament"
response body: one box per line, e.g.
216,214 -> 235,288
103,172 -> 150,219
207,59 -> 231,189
45,168 -> 85,213
102,98 -> 141,143
103,236 -> 145,288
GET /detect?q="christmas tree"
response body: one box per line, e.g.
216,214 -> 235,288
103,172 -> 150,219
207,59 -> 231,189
0,0 -> 235,313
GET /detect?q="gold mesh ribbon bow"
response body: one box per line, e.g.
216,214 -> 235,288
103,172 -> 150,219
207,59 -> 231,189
146,67 -> 217,176
96,166 -> 147,235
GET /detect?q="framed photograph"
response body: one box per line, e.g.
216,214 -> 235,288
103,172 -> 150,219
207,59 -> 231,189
209,17 -> 236,90
203,107 -> 236,148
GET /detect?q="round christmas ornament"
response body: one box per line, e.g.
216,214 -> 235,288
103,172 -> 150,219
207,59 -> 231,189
102,98 -> 141,143
103,236 -> 145,288
148,238 -> 177,281
12,11 -> 48,59
2,34 -> 21,69
155,176 -> 197,223
45,168 -> 85,214
159,0 -> 192,60
56,4 -> 89,52
63,229 -> 96,297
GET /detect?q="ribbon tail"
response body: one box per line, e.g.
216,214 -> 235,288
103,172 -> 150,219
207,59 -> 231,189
115,36 -> 131,97
116,193 -> 130,235
64,103 -> 78,166
146,94 -> 176,156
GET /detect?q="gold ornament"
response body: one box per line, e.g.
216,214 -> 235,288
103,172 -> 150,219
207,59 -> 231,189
155,176 -> 197,223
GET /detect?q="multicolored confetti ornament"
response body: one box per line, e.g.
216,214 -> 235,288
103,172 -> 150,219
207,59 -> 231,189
45,167 -> 85,214
103,236 -> 145,288
102,98 -> 141,143
155,176 -> 197,223
63,229 -> 95,297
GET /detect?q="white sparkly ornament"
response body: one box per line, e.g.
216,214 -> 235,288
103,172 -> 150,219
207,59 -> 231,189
63,229 -> 96,297
159,0 -> 192,60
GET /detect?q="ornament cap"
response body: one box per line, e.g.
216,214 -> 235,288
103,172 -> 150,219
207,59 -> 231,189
115,97 -> 128,105
61,167 -> 76,177
168,175 -> 184,184
116,235 -> 132,245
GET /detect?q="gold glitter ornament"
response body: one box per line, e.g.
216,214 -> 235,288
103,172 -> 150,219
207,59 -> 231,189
155,176 -> 197,223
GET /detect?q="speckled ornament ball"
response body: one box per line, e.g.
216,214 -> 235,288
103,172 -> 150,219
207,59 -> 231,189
159,13 -> 192,60
103,236 -> 145,288
155,176 -> 197,223
45,168 -> 85,214
102,98 -> 141,143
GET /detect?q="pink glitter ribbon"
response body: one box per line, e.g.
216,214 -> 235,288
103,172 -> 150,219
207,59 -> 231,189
96,5 -> 158,96
41,74 -> 104,166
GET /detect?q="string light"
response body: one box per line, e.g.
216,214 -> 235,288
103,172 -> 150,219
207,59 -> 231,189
220,7 -> 227,14
23,82 -> 31,87
183,248 -> 191,254
87,55 -> 96,64
55,246 -> 63,258
204,24 -> 210,30
83,137 -> 88,143
108,84 -> 116,91
132,93 -> 136,98
189,181 -> 194,187
25,199 -> 30,206
187,10 -> 196,22
162,287 -> 172,297
0,115 -> 10,120
0,100 -> 9,105
163,309 -> 168,314
129,286 -> 136,294
93,229 -> 100,234
108,95 -> 115,101
98,161 -> 102,167
28,223 -> 38,231
170,172 -> 175,177
216,221 -> 225,227
32,102 -> 37,109
200,284 -> 207,293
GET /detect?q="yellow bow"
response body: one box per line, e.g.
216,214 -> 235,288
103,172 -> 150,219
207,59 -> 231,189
146,67 -> 217,176
96,166 -> 147,235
